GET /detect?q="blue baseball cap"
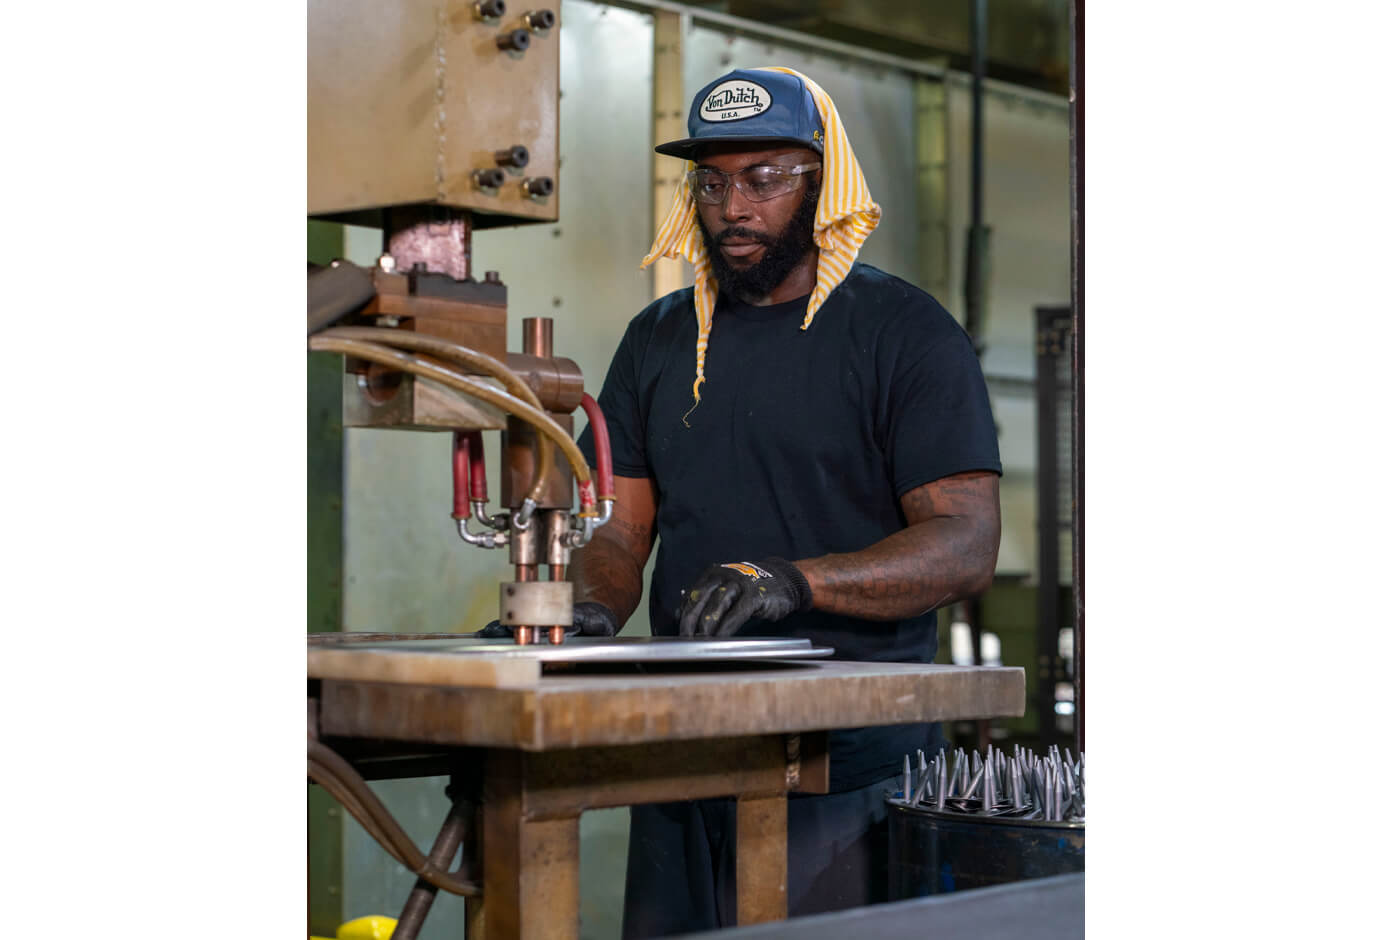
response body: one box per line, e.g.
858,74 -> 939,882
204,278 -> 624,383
655,68 -> 825,160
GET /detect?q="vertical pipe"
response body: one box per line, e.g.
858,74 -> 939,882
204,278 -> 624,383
652,9 -> 689,302
1070,0 -> 1086,757
522,317 -> 553,358
965,1 -> 989,720
966,0 -> 987,346
452,432 -> 470,519
1035,308 -> 1068,749
392,798 -> 473,940
466,431 -> 488,503
509,320 -> 550,646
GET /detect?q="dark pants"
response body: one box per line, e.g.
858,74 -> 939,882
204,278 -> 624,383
621,775 -> 896,939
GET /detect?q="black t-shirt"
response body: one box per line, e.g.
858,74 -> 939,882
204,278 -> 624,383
577,263 -> 1002,790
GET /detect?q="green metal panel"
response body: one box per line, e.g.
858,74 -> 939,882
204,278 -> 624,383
308,218 -> 346,637
307,347 -> 345,636
308,785 -> 346,936
308,220 -> 346,935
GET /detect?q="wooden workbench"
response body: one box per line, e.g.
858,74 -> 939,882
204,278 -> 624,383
308,641 -> 1025,940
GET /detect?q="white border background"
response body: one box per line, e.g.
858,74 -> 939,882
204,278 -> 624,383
3,1 -> 1390,934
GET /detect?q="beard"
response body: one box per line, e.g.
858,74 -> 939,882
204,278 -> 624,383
698,180 -> 820,303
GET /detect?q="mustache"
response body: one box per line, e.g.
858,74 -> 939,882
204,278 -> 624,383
713,226 -> 772,246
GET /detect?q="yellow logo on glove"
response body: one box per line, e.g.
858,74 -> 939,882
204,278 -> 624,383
721,562 -> 773,580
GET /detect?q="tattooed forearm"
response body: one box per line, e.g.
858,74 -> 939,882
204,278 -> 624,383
569,474 -> 659,628
571,533 -> 647,625
797,472 -> 1000,620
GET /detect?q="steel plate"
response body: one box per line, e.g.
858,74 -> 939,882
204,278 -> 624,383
341,635 -> 835,664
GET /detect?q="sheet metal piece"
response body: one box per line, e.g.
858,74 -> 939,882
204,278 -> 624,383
342,635 -> 835,664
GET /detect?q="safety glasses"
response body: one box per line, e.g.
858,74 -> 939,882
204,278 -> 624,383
686,162 -> 821,205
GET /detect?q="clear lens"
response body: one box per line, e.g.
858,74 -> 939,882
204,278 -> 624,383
688,164 -> 818,205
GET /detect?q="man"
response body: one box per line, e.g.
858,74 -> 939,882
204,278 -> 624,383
571,67 -> 1002,936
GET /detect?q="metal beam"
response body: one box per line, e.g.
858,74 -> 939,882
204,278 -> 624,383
606,0 -> 1068,111
306,220 -> 346,937
914,73 -> 951,297
652,5 -> 689,301
1069,0 -> 1084,755
1034,306 -> 1071,749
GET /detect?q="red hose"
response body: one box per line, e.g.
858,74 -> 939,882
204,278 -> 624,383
466,431 -> 488,502
451,432 -> 469,519
580,393 -> 614,501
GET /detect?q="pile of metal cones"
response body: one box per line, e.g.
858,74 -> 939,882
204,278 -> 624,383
892,744 -> 1085,823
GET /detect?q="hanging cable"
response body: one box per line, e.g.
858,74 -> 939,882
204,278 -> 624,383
308,740 -> 480,897
320,326 -> 553,506
307,336 -> 593,504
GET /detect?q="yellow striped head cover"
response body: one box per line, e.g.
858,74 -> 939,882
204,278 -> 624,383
641,67 -> 882,416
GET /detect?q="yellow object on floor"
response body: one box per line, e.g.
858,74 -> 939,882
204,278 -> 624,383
308,914 -> 399,940
339,916 -> 398,939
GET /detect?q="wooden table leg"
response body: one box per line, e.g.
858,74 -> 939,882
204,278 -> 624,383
466,895 -> 486,940
735,793 -> 787,925
484,752 -> 581,940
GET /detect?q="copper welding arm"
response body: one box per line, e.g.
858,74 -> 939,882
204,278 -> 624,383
308,335 -> 592,491
322,326 -> 558,508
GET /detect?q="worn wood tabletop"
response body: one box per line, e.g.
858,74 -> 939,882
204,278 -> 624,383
313,650 -> 1025,751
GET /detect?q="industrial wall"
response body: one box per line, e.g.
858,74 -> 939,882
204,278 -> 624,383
313,1 -> 1070,935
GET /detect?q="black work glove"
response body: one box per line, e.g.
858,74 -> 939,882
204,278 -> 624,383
475,601 -> 619,638
677,558 -> 812,637
570,601 -> 620,637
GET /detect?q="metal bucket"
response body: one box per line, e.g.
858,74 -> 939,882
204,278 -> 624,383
887,800 -> 1085,899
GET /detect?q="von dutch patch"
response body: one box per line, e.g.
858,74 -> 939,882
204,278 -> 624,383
700,80 -> 772,123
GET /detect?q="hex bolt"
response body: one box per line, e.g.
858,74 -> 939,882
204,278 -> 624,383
474,0 -> 506,19
522,176 -> 553,198
473,168 -> 506,190
496,28 -> 531,52
494,145 -> 530,168
524,8 -> 555,30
